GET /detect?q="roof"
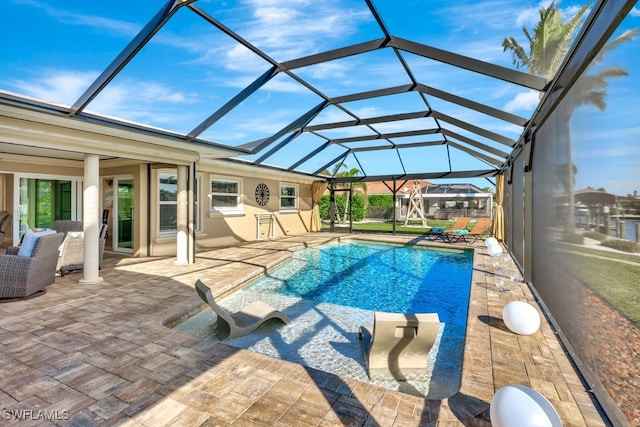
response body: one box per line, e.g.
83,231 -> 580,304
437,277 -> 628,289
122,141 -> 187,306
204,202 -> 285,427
367,180 -> 430,195
0,1 -> 569,183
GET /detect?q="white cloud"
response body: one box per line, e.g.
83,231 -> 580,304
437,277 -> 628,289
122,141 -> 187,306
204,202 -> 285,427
205,0 -> 371,73
9,70 -> 98,106
10,0 -> 140,37
503,90 -> 540,112
9,69 -> 200,127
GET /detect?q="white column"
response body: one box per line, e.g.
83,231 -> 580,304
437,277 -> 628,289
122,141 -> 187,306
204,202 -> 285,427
79,153 -> 103,285
175,165 -> 188,265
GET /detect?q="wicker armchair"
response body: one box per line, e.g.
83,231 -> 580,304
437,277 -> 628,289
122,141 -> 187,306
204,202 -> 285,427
52,220 -> 83,236
52,220 -> 106,276
56,232 -> 105,276
0,232 -> 64,299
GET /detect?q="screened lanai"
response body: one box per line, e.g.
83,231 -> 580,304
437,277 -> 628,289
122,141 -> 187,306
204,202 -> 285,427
0,0 -> 547,180
1,0 -> 639,426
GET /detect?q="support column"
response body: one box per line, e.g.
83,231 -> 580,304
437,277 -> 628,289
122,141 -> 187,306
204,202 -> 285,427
175,165 -> 188,265
187,163 -> 196,264
79,154 -> 103,285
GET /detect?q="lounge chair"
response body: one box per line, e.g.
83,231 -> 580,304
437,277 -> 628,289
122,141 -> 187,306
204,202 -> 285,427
425,227 -> 445,241
194,279 -> 290,340
443,217 -> 471,243
466,217 -> 493,243
359,311 -> 441,381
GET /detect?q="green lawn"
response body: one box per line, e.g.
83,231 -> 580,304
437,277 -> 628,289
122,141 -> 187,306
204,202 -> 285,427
562,250 -> 640,324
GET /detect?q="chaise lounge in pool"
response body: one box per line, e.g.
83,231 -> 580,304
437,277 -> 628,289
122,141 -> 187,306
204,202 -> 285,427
194,279 -> 289,340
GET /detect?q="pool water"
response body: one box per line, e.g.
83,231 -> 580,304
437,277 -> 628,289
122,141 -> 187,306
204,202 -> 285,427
174,241 -> 473,398
248,241 -> 472,328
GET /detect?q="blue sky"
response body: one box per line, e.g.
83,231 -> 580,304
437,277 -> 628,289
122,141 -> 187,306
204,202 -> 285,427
1,0 -> 639,194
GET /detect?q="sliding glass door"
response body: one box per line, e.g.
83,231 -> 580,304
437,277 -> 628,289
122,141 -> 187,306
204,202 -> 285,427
16,175 -> 82,241
113,176 -> 134,253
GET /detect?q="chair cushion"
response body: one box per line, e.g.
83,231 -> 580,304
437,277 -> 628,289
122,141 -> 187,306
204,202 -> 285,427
67,231 -> 84,239
18,229 -> 57,257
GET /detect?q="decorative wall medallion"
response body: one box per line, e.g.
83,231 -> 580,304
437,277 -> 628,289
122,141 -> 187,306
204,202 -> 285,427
255,183 -> 270,206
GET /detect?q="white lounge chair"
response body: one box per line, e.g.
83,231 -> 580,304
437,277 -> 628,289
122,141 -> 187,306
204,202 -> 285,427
359,311 -> 440,381
194,279 -> 289,340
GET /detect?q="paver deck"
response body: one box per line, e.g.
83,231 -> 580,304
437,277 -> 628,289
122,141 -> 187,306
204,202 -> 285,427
0,233 -> 607,426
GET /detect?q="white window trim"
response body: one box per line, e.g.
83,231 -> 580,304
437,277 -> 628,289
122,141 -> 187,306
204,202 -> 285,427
210,175 -> 244,216
194,173 -> 202,232
158,169 -> 178,234
279,182 -> 299,212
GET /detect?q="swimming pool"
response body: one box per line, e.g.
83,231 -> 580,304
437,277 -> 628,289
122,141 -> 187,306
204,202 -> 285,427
174,240 -> 473,398
249,241 -> 472,325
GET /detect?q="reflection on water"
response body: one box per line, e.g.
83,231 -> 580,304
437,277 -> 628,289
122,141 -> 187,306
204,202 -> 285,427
609,219 -> 640,242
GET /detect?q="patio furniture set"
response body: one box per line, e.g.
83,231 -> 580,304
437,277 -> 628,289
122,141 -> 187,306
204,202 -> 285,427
0,220 -> 106,301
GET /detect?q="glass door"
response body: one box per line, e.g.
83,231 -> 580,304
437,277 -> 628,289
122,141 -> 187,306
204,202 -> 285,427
113,176 -> 134,253
16,175 -> 80,242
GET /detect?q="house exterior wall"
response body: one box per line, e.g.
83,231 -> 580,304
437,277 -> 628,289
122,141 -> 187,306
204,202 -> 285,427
1,156 -> 318,254
150,161 -> 316,255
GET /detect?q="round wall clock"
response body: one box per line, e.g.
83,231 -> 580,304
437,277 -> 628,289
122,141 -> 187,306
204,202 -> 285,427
255,183 -> 270,206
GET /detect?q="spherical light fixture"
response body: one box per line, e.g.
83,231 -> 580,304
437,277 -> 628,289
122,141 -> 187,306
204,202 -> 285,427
485,237 -> 498,247
490,384 -> 561,427
502,301 -> 541,335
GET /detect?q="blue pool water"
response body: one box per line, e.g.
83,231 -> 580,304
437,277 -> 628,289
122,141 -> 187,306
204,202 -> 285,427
246,241 -> 473,328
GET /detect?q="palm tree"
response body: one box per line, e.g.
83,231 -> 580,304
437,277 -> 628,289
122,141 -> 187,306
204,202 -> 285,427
502,2 -> 590,80
503,1 -> 638,231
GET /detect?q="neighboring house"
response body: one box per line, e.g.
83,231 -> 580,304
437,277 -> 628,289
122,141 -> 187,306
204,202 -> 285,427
331,180 -> 492,221
411,183 -> 493,220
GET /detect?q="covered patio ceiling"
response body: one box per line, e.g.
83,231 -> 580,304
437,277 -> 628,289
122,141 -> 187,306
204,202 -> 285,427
0,0 -> 557,183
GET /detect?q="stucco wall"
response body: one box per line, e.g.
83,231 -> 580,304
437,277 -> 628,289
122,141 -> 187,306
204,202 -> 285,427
147,161 -> 319,255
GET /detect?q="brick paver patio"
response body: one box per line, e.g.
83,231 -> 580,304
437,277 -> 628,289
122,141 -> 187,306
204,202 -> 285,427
0,233 -> 607,425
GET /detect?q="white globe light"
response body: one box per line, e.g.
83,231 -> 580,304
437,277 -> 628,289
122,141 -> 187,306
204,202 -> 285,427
485,237 -> 498,247
502,301 -> 541,335
495,268 -> 516,293
491,252 -> 511,269
488,243 -> 503,256
491,384 -> 562,427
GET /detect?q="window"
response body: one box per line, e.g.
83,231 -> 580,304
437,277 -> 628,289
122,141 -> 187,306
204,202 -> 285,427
280,183 -> 298,210
210,177 -> 242,214
159,171 -> 177,232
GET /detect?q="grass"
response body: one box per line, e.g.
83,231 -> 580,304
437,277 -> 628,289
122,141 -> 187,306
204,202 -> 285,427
564,254 -> 640,324
561,249 -> 640,324
563,244 -> 640,264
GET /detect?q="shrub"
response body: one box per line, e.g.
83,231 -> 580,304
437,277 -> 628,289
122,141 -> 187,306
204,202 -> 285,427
582,230 -> 608,241
318,195 -> 331,220
600,238 -> 640,253
368,194 -> 394,208
350,194 -> 366,221
561,232 -> 584,245
317,194 -> 366,221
